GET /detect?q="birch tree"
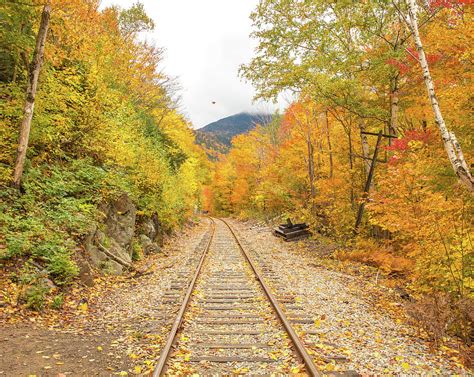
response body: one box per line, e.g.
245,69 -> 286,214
12,0 -> 51,188
402,0 -> 473,191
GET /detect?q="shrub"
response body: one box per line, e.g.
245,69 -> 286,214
336,238 -> 413,276
131,240 -> 143,261
43,252 -> 79,286
51,294 -> 64,310
406,293 -> 474,345
367,139 -> 473,297
1,161 -> 98,287
20,283 -> 50,311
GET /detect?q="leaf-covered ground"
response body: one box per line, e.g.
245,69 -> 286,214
0,221 -> 210,376
0,218 -> 471,375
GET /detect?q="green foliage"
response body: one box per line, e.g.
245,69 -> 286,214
131,240 -> 143,261
240,0 -> 398,120
118,2 -> 155,36
0,1 -> 37,83
0,0 -> 209,298
16,267 -> 52,311
0,161 -> 104,285
42,249 -> 79,286
23,284 -> 50,311
51,293 -> 64,310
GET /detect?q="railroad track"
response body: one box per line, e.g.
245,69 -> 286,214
153,217 -> 321,376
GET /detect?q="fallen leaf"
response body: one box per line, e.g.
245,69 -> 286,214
78,302 -> 88,312
324,363 -> 335,371
134,365 -> 142,374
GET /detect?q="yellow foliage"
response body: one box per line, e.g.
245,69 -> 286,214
337,239 -> 413,275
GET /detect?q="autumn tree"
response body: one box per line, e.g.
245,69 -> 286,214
212,0 -> 473,300
118,1 -> 155,37
1,0 -> 210,291
283,101 -> 320,208
240,1 -> 414,133
12,0 -> 51,188
396,0 -> 474,191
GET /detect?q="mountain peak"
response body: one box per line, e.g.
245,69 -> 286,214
198,112 -> 272,136
195,112 -> 272,159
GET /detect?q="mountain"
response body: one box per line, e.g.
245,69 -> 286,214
195,112 -> 272,159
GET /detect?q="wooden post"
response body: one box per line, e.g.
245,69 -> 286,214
354,130 -> 383,231
12,1 -> 51,189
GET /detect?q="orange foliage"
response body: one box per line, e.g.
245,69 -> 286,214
206,7 -> 473,298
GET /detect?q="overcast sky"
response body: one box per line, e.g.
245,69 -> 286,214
99,0 -> 285,129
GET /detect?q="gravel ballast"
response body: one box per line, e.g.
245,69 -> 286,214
228,218 -> 469,375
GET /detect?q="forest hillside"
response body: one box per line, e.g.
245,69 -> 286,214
195,112 -> 272,158
0,0 -> 209,305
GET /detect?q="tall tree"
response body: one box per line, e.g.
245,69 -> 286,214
118,1 -> 155,38
12,0 -> 51,188
401,0 -> 473,191
240,0 -> 408,127
283,101 -> 321,209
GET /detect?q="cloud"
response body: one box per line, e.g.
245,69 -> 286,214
99,0 -> 284,128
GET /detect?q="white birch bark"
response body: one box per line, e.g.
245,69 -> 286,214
406,0 -> 473,192
12,1 -> 51,188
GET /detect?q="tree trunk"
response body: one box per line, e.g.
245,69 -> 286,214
348,128 -> 355,209
422,119 -> 427,131
317,141 -> 322,177
359,121 -> 371,177
406,0 -> 473,192
12,1 -> 51,189
307,134 -> 316,201
389,75 -> 400,144
355,131 -> 383,231
323,110 -> 333,178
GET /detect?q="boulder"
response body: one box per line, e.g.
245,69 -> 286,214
139,234 -> 161,254
84,193 -> 136,274
140,218 -> 156,240
137,213 -> 165,244
108,238 -> 132,264
87,245 -> 106,267
102,193 -> 136,254
102,259 -> 124,275
86,242 -> 125,275
75,253 -> 95,287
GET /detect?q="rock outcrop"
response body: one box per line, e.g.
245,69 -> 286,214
136,215 -> 162,255
84,194 -> 165,274
84,193 -> 136,274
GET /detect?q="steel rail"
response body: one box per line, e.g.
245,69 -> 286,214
219,218 -> 321,377
152,217 -> 216,377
